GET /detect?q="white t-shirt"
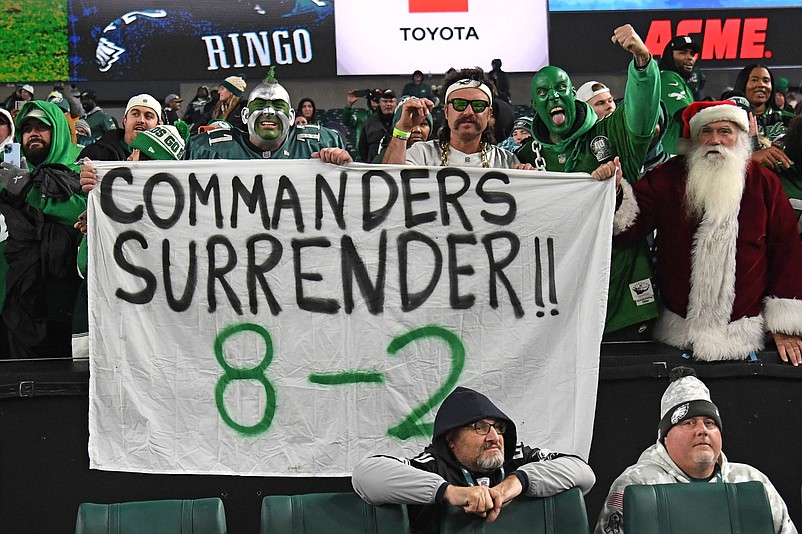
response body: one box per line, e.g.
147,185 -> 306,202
406,140 -> 520,168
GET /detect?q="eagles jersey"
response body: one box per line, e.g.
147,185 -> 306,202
186,123 -> 344,160
659,70 -> 695,155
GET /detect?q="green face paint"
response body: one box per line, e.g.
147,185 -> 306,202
531,66 -> 577,139
247,98 -> 292,142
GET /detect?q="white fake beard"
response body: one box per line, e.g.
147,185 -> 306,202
684,133 -> 751,221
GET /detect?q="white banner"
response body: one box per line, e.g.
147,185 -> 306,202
87,160 -> 612,476
334,0 -> 549,75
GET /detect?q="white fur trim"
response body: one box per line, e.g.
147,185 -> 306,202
657,187 -> 767,361
654,308 -> 765,361
613,180 -> 639,235
685,196 -> 741,359
689,105 -> 748,139
763,297 -> 802,335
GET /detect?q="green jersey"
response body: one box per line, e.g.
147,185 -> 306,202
517,59 -> 661,334
84,107 -> 118,143
659,69 -> 695,155
186,123 -> 345,160
341,107 -> 372,153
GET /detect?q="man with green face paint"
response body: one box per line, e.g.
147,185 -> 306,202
517,24 -> 661,338
186,68 -> 351,164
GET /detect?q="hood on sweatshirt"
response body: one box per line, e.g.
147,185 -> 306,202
431,387 -> 517,470
14,101 -> 82,171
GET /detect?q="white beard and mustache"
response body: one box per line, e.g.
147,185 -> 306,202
475,448 -> 504,472
684,132 -> 751,221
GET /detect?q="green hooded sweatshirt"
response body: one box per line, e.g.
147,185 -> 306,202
517,60 -> 661,334
13,100 -> 86,226
0,101 -> 86,312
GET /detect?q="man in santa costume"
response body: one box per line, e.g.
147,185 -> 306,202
613,100 -> 802,365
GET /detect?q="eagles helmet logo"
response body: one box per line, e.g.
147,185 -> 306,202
671,403 -> 689,425
95,10 -> 168,73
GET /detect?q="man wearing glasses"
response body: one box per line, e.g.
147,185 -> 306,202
380,67 -> 532,169
352,387 -> 595,533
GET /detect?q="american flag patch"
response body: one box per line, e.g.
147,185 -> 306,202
607,492 -> 624,508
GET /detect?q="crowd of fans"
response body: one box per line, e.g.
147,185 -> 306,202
0,23 -> 800,533
0,31 -> 800,363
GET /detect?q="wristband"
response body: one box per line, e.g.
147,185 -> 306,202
392,127 -> 411,140
634,54 -> 651,70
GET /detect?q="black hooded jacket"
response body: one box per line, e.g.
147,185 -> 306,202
1,164 -> 83,357
429,386 -> 517,470
404,387 -> 570,533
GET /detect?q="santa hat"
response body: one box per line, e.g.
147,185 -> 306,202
681,100 -> 749,140
129,121 -> 190,160
220,75 -> 247,97
657,367 -> 722,442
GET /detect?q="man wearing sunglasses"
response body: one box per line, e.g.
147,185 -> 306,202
380,67 -> 532,169
353,387 -> 595,533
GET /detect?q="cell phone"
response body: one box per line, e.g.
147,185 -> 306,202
353,89 -> 371,98
3,142 -> 21,167
14,100 -> 24,110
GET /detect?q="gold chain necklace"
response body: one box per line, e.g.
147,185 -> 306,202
439,141 -> 489,168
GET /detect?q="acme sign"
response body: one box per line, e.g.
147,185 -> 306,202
644,17 -> 770,60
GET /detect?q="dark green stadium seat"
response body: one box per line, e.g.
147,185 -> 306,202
440,487 -> 589,534
75,497 -> 226,534
260,492 -> 409,534
623,481 -> 774,534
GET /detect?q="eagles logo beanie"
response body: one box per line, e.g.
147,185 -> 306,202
657,367 -> 722,442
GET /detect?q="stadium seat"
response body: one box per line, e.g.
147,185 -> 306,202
623,481 -> 774,534
260,492 -> 409,533
75,497 -> 226,534
439,487 -> 589,533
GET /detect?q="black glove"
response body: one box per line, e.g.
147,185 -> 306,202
0,161 -> 31,197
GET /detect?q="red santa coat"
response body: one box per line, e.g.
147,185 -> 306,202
614,157 -> 802,360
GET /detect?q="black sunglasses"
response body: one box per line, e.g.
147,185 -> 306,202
448,98 -> 490,113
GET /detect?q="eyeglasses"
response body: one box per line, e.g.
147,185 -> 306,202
448,98 -> 490,113
468,420 -> 507,435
